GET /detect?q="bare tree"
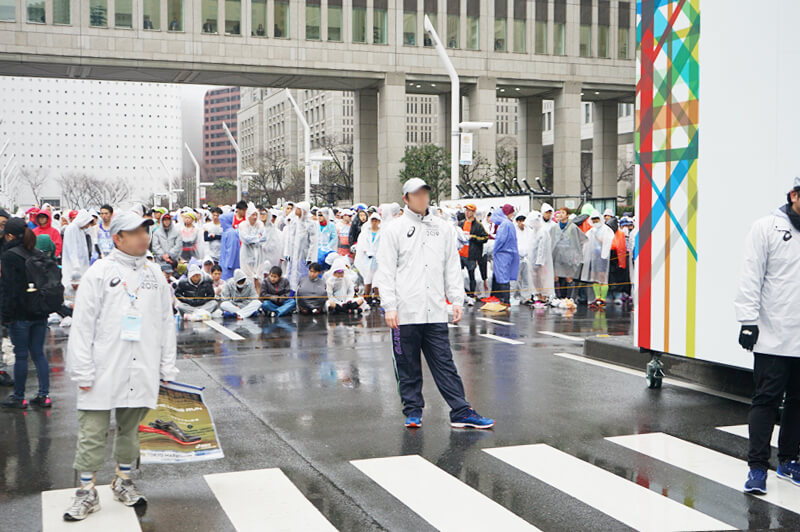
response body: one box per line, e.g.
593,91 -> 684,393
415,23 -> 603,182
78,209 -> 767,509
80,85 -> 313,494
316,135 -> 353,201
459,153 -> 493,196
247,151 -> 290,206
58,173 -> 134,209
19,167 -> 50,205
494,141 -> 518,184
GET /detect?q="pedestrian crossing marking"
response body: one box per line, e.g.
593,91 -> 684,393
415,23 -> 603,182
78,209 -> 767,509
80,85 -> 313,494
42,485 -> 141,532
537,330 -> 584,342
351,454 -> 540,531
203,468 -> 336,532
204,319 -> 246,340
717,424 -> 779,448
485,444 -> 734,531
608,432 -> 800,514
477,317 -> 514,326
480,333 -> 524,345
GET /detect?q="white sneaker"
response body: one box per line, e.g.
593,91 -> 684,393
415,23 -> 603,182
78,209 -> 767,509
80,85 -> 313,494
211,309 -> 223,319
59,316 -> 73,327
63,485 -> 100,521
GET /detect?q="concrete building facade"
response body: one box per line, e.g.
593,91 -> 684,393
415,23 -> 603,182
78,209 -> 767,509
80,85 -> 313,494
203,86 -> 240,180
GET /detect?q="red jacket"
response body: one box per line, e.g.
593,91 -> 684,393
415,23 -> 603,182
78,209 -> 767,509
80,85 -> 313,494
32,210 -> 63,257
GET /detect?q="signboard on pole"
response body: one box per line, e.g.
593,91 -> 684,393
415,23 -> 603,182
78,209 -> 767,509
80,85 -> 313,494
459,133 -> 473,165
200,186 -> 207,201
310,161 -> 321,184
240,177 -> 248,195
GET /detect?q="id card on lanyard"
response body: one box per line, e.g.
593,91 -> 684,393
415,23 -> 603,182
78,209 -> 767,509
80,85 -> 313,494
116,264 -> 146,342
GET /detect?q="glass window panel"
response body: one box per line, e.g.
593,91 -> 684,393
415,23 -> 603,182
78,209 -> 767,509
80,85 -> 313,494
115,0 -> 132,27
373,5 -> 387,44
403,11 -> 416,46
618,2 -> 630,59
446,14 -> 458,48
579,0 -> 591,56
353,5 -> 367,42
597,25 -> 609,57
143,0 -> 159,29
494,18 -> 506,51
53,0 -> 69,24
424,13 -> 436,46
0,0 -> 15,22
26,0 -> 45,22
535,20 -> 547,53
513,19 -> 525,52
226,0 -> 240,34
597,0 -> 609,57
466,0 -> 479,50
167,0 -> 182,30
274,0 -> 289,38
305,1 -> 320,40
251,0 -> 266,36
202,0 -> 217,32
553,0 -> 566,55
89,0 -> 107,26
327,0 -> 342,41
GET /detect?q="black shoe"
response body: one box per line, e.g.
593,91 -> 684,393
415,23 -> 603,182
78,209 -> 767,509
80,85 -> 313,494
1,394 -> 28,409
146,418 -> 201,444
0,370 -> 13,387
29,395 -> 52,408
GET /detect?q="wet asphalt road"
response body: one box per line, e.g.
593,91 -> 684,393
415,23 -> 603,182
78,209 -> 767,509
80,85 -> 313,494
0,303 -> 792,531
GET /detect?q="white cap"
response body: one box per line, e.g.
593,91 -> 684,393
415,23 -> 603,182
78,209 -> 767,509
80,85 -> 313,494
402,178 -> 431,196
603,208 -> 615,217
109,211 -> 154,235
794,176 -> 800,189
369,213 -> 382,222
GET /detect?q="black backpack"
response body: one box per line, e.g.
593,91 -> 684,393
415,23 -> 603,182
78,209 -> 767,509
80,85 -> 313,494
10,247 -> 65,315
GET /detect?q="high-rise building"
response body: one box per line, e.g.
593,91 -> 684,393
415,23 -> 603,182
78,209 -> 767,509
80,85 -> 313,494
203,87 -> 240,181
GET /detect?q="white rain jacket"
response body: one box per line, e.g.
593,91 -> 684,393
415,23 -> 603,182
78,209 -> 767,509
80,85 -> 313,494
514,222 -> 534,300
283,202 -> 319,290
354,225 -> 381,281
262,215 -> 283,272
734,206 -> 800,357
238,205 -> 267,280
581,222 -> 615,283
374,207 -> 465,325
61,210 -> 94,288
527,213 -> 556,297
66,249 -> 178,410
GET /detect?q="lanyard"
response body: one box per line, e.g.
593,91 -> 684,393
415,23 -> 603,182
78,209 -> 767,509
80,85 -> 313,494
114,264 -> 147,308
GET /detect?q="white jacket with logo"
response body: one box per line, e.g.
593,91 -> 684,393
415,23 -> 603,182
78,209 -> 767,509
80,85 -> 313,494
735,206 -> 800,357
66,249 -> 179,410
375,208 -> 465,325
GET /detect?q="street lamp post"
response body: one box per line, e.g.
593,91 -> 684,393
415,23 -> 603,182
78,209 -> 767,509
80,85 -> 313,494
284,89 -> 311,203
185,143 -> 213,209
222,122 -> 242,202
424,15 -> 460,200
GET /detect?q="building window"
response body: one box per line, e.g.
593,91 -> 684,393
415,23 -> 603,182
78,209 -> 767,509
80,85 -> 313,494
584,103 -> 591,123
143,0 -> 159,29
226,0 -> 241,34
328,0 -> 342,41
596,0 -> 609,57
53,0 -> 69,23
89,0 -> 107,26
251,0 -> 266,36
579,0 -> 591,56
167,0 -> 182,30
115,0 -> 132,27
403,0 -> 416,46
512,0 -> 525,52
493,0 -> 506,51
26,0 -> 45,23
446,0 -> 459,48
534,1 -> 547,54
353,0 -> 367,42
274,0 -> 289,38
373,0 -> 388,44
423,0 -> 436,47
466,0 -> 479,50
0,0 -> 14,21
553,0 -> 566,55
201,0 -> 217,32
306,0 -> 320,40
618,1 -> 630,59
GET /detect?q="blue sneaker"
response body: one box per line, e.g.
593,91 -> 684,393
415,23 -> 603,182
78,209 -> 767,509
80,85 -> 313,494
744,468 -> 767,494
222,311 -> 237,319
777,460 -> 800,486
404,416 -> 422,428
450,408 -> 495,429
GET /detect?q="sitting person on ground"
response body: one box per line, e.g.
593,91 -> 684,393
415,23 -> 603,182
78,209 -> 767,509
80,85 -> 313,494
326,257 -> 365,314
259,266 -> 294,317
174,264 -> 218,318
220,268 -> 260,319
210,264 -> 224,297
296,262 -> 327,315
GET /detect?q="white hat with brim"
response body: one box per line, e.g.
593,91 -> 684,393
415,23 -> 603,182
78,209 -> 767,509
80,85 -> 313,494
402,178 -> 431,196
109,211 -> 154,235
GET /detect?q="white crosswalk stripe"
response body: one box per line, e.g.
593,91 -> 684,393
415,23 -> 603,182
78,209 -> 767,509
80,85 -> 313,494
351,454 -> 540,531
485,444 -> 733,531
480,333 -> 524,345
42,485 -> 141,532
203,468 -> 337,532
608,432 -> 800,515
477,317 -> 514,326
717,424 -> 779,448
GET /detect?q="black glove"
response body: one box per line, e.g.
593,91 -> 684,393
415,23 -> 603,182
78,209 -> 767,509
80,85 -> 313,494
739,325 -> 759,351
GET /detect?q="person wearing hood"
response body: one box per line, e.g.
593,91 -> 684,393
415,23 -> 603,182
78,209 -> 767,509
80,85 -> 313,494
219,268 -> 261,319
605,213 -> 629,304
238,203 -> 267,293
349,208 -> 368,249
203,207 -> 224,262
62,211 -> 177,521
61,210 -> 96,288
283,201 -> 319,291
354,212 -> 381,304
25,206 -> 39,230
526,211 -> 556,304
736,176 -> 800,496
261,208 -> 283,272
175,264 -> 218,317
317,208 -> 339,264
151,213 -> 181,267
580,210 -> 615,307
33,209 -> 63,258
513,213 -> 534,303
179,211 -> 203,262
326,257 -> 364,314
551,206 -> 584,301
490,204 -> 519,305
541,202 -> 555,225
457,204 -> 490,299
218,211 -> 241,280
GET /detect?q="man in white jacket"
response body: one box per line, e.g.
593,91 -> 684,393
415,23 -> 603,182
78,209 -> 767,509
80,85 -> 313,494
736,176 -> 800,496
63,211 -> 179,522
374,178 -> 494,430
